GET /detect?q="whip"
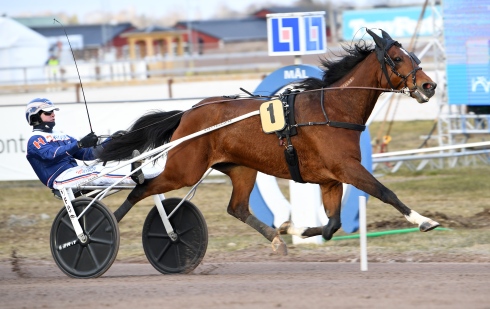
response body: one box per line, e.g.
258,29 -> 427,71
53,18 -> 94,133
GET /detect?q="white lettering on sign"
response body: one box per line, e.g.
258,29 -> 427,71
472,77 -> 490,93
284,68 -> 308,79
348,16 -> 440,38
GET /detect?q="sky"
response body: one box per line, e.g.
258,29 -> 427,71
2,0 -> 301,22
2,0 -> 430,23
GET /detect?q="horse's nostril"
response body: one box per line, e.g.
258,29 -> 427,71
423,82 -> 437,90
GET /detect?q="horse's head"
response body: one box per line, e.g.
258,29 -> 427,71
366,29 -> 437,103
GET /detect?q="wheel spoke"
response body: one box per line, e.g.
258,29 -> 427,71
60,216 -> 76,233
86,243 -> 101,268
81,206 -> 87,231
80,206 -> 95,231
175,244 -> 181,269
156,242 -> 171,262
85,215 -> 105,235
177,224 -> 196,236
90,237 -> 114,246
147,232 -> 169,239
179,238 -> 198,254
71,245 -> 84,269
173,205 -> 185,226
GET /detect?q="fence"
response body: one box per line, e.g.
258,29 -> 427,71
0,51 -> 293,87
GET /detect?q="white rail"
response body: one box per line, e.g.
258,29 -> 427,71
372,141 -> 490,158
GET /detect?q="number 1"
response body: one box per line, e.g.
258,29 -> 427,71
267,103 -> 275,123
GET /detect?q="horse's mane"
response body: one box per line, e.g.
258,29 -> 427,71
296,40 -> 374,90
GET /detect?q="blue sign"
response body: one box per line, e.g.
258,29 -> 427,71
267,12 -> 327,56
269,18 -> 301,53
305,16 -> 325,52
444,0 -> 490,105
342,6 -> 441,41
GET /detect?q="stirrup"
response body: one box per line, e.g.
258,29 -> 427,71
131,150 -> 145,185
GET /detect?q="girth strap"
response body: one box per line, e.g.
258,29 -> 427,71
295,88 -> 366,132
277,90 -> 305,183
284,144 -> 305,183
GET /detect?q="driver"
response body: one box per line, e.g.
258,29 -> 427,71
25,98 -> 156,189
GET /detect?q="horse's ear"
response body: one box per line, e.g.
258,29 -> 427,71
366,29 -> 385,49
381,30 -> 393,41
366,29 -> 386,63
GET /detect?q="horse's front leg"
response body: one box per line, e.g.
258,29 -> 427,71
341,160 -> 440,232
219,165 -> 288,255
278,181 -> 343,241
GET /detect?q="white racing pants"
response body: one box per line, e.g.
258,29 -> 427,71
53,162 -> 163,189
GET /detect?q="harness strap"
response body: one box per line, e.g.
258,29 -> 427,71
274,90 -> 305,183
284,144 -> 305,183
287,90 -> 298,136
381,61 -> 399,90
295,88 -> 366,132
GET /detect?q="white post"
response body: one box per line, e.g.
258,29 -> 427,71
359,196 -> 368,271
289,181 -> 325,244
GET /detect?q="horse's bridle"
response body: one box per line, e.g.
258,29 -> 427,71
380,42 -> 422,91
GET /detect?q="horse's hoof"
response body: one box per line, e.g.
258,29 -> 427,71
322,218 -> 341,241
419,220 -> 440,232
271,236 -> 288,256
278,221 -> 291,235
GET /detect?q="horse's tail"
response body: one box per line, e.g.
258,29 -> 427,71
98,110 -> 184,162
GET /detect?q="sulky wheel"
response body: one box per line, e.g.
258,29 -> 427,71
142,198 -> 208,274
50,197 -> 120,279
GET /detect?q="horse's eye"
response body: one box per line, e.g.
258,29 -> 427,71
394,57 -> 402,62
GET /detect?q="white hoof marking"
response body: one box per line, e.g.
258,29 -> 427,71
281,221 -> 308,238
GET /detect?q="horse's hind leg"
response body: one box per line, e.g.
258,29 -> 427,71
217,164 -> 288,255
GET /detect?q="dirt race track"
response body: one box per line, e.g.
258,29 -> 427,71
1,261 -> 489,309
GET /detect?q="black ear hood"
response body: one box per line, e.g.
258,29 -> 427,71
366,28 -> 402,89
380,30 -> 398,50
366,29 -> 386,64
366,29 -> 397,64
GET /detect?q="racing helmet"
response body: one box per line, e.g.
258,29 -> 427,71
25,98 -> 59,125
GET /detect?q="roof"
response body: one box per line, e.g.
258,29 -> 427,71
122,26 -> 186,40
256,6 -> 324,14
127,25 -> 176,33
0,17 -> 48,49
30,23 -> 134,47
13,16 -> 57,27
176,18 -> 267,42
0,17 -> 49,69
253,6 -> 330,22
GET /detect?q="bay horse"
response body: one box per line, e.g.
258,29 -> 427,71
99,29 -> 440,255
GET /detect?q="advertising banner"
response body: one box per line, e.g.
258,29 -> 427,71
342,6 -> 440,40
444,0 -> 490,105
